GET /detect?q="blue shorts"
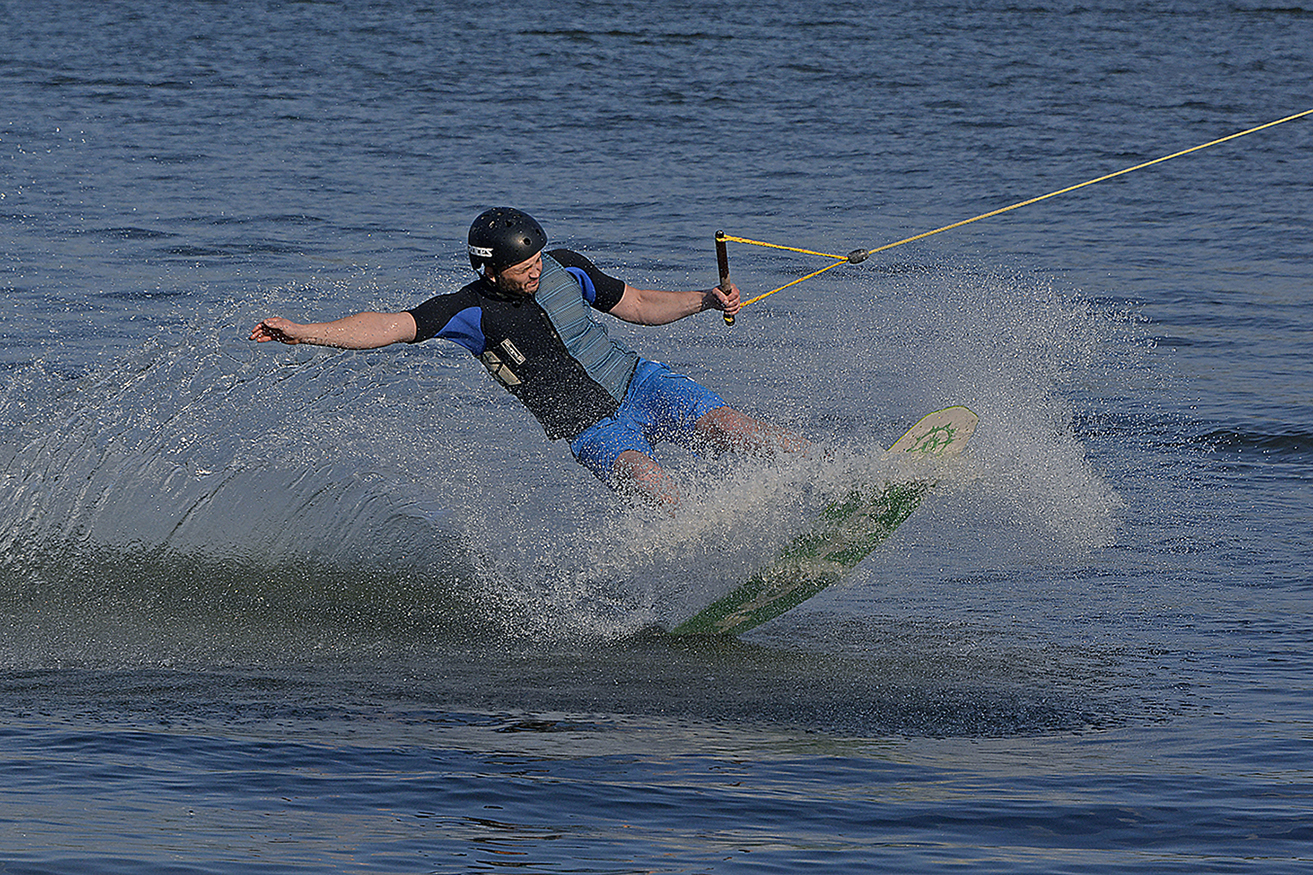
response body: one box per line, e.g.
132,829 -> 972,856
570,359 -> 726,483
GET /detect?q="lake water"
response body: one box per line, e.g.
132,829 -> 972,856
2,1 -> 1311,872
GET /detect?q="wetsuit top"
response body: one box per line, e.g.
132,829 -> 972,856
407,250 -> 640,440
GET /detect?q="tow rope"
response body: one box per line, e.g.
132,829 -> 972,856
716,108 -> 1313,325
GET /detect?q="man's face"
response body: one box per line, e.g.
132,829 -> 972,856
491,251 -> 542,296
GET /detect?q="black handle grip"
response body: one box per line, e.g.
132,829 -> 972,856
715,230 -> 733,326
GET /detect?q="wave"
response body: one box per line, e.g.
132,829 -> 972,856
1197,427 -> 1313,459
0,258 -> 1146,666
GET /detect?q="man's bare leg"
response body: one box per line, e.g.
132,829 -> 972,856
694,407 -> 809,457
612,449 -> 682,509
611,410 -> 806,509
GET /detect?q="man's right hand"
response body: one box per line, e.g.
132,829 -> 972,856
250,317 -> 307,344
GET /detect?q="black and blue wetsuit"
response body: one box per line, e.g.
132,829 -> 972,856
408,250 -> 640,441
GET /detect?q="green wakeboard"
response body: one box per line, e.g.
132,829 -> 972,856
670,406 -> 978,637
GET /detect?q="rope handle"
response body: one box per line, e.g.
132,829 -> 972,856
715,231 -> 734,326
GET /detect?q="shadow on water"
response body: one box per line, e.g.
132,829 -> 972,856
0,606 -> 1128,740
502,629 -> 1128,738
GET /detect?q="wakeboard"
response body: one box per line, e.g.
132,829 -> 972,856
669,406 -> 978,637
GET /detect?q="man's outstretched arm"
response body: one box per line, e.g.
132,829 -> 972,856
249,311 -> 418,349
607,280 -> 742,326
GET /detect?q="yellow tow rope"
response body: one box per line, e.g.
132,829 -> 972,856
719,108 -> 1313,316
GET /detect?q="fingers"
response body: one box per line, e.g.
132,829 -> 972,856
714,281 -> 742,316
249,319 -> 277,342
250,317 -> 296,344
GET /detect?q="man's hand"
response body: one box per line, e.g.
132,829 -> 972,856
250,317 -> 309,344
708,280 -> 742,318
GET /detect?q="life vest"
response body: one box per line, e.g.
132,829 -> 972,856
474,253 -> 639,439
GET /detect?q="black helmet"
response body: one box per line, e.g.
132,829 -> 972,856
467,207 -> 547,273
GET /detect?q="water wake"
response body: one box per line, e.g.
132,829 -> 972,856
0,259 -> 1145,662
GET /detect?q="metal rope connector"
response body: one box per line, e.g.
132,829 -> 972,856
847,249 -> 870,264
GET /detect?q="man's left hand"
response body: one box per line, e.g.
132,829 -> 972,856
710,281 -> 742,317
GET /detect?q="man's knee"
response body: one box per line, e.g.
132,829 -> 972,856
694,406 -> 761,450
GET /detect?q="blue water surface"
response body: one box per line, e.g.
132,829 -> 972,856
2,1 -> 1311,872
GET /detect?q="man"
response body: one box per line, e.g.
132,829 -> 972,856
250,207 -> 803,506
